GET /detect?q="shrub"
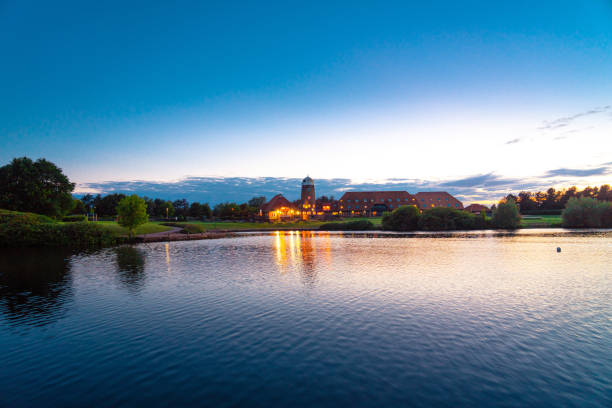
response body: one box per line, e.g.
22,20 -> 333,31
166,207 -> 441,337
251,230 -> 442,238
62,214 -> 88,222
0,216 -> 119,248
418,207 -> 482,231
492,198 -> 521,229
319,220 -> 375,231
562,197 -> 612,228
382,205 -> 420,231
0,209 -> 56,224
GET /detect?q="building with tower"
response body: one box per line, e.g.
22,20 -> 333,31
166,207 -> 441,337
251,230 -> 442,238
258,175 -> 465,221
300,176 -> 316,219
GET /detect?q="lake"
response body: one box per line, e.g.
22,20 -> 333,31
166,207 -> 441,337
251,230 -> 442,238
0,230 -> 610,407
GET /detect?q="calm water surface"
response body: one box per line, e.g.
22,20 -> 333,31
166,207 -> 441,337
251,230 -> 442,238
0,230 -> 610,407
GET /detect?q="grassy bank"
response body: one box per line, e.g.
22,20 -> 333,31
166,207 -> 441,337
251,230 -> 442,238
0,209 -> 121,248
0,210 -> 173,248
161,217 -> 383,232
520,215 -> 562,228
94,221 -> 172,235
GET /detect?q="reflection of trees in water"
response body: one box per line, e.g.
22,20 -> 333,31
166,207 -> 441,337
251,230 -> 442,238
115,246 -> 146,292
0,248 -> 73,326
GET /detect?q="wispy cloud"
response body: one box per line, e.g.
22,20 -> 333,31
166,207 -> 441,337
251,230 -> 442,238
538,105 -> 611,131
545,165 -> 612,178
76,162 -> 610,205
506,106 -> 610,145
439,173 -> 521,188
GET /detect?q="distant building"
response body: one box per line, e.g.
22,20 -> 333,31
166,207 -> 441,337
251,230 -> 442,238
338,191 -> 418,216
300,176 -> 316,218
464,203 -> 490,214
260,194 -> 298,221
259,178 -> 464,221
414,192 -> 463,210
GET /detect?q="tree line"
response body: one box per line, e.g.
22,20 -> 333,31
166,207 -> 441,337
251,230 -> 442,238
502,185 -> 611,213
76,194 -> 271,220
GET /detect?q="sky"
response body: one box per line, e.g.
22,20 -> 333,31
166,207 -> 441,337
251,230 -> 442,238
1,0 -> 611,204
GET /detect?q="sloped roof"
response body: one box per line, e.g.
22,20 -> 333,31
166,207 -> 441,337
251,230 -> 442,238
339,191 -> 417,205
340,191 -> 417,209
465,203 -> 490,212
414,191 -> 463,209
260,194 -> 297,212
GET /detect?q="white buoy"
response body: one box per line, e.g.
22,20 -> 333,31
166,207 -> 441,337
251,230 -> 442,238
557,247 -> 561,253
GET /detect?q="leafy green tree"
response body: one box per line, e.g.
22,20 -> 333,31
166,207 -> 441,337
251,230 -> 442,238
418,207 -> 480,231
0,157 -> 75,217
116,195 -> 148,237
492,198 -> 521,229
71,199 -> 87,215
562,197 -> 612,228
382,205 -> 420,231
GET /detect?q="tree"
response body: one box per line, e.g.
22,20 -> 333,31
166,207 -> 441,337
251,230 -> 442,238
71,199 -> 87,215
418,207 -> 480,231
173,199 -> 189,218
189,202 -> 203,218
492,198 -> 521,229
248,196 -> 266,208
94,193 -> 126,217
214,202 -> 240,220
517,191 -> 537,212
116,195 -> 148,237
0,157 -> 75,217
81,193 -> 94,208
382,205 -> 420,231
562,197 -> 612,228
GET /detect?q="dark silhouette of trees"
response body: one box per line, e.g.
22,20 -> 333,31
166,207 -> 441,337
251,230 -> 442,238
504,185 -> 611,214
247,196 -> 266,208
0,157 -> 75,217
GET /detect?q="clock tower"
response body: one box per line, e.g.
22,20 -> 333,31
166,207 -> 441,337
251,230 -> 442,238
300,176 -> 316,217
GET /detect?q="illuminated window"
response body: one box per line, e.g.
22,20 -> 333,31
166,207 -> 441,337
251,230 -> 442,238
389,204 -> 393,209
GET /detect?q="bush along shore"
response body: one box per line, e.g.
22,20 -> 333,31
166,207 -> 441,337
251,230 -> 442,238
0,210 -> 122,248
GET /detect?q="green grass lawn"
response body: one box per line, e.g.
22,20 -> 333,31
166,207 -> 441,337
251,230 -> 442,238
164,217 -> 384,232
520,215 -> 562,228
93,221 -> 173,235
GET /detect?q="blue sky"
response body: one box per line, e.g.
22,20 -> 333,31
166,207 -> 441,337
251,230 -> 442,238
1,1 -> 611,203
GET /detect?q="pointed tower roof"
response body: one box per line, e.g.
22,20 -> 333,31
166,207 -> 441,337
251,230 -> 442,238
302,175 -> 314,186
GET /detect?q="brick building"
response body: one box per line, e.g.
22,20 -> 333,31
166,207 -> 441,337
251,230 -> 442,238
338,191 -> 418,216
414,192 -> 464,210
